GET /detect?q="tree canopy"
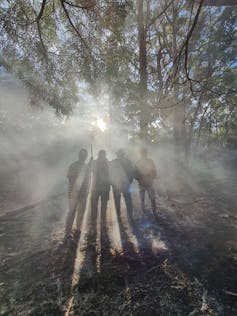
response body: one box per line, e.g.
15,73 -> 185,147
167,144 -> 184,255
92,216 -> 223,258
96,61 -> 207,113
0,0 -> 236,154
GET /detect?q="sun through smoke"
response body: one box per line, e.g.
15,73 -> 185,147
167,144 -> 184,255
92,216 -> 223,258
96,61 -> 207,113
95,117 -> 107,132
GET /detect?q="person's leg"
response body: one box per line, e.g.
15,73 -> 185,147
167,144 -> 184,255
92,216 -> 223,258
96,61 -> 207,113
65,196 -> 77,237
113,187 -> 122,223
147,185 -> 157,218
139,185 -> 145,211
91,191 -> 99,236
100,192 -> 108,242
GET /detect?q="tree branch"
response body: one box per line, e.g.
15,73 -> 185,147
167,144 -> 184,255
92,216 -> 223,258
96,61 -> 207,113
63,0 -> 95,10
195,0 -> 237,6
36,0 -> 47,22
60,0 -> 92,56
147,0 -> 174,28
35,0 -> 48,60
185,0 -> 204,72
173,0 -> 204,88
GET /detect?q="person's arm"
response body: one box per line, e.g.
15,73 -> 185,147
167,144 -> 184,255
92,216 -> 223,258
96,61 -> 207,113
67,164 -> 72,180
128,160 -> 134,183
133,162 -> 140,180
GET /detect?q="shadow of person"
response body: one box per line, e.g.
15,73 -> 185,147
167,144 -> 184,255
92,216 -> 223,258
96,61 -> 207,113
76,234 -> 97,290
76,196 -> 110,290
62,195 -> 161,316
120,202 -> 156,260
58,189 -> 90,293
116,209 -> 136,256
54,230 -> 81,299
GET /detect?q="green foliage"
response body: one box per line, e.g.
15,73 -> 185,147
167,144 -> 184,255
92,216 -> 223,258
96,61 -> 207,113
0,0 -> 236,148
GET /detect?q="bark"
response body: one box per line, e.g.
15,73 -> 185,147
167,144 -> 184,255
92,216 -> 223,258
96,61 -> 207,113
196,103 -> 210,150
171,4 -> 186,158
173,99 -> 186,158
138,0 -> 149,142
185,94 -> 203,162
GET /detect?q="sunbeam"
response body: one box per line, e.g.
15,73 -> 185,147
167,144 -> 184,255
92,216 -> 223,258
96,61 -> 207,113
106,196 -> 123,255
120,198 -> 140,254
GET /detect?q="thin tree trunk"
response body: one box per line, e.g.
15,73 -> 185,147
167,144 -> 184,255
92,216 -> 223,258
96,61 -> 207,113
171,4 -> 186,158
196,103 -> 210,150
138,0 -> 149,142
185,93 -> 204,162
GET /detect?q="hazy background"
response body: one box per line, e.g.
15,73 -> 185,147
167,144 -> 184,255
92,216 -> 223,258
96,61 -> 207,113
0,76 -> 137,212
0,75 -> 236,214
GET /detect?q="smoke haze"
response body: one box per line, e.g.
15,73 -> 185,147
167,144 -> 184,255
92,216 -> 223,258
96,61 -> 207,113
0,75 -> 236,214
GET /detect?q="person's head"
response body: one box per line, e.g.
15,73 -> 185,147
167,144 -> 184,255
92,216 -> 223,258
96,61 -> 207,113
78,148 -> 88,162
98,149 -> 106,160
115,149 -> 125,158
140,147 -> 148,158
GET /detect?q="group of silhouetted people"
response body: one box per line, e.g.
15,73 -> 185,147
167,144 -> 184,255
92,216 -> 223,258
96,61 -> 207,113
64,147 -> 158,241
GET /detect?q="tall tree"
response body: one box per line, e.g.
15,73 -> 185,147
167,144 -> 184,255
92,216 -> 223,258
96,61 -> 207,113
137,0 -> 149,141
0,0 -> 236,151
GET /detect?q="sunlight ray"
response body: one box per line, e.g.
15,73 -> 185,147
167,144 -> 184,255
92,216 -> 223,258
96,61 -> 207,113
106,195 -> 123,255
120,199 -> 140,254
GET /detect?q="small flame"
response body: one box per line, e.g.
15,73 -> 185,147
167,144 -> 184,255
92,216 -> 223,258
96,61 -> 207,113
96,118 -> 107,132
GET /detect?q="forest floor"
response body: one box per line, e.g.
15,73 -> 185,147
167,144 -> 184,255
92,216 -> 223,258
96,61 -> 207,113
0,173 -> 236,316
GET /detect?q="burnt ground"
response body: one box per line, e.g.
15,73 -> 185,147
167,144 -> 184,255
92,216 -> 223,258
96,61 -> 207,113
0,178 -> 236,316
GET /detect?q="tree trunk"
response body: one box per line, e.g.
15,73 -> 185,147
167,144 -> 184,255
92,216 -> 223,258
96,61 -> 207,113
138,0 -> 149,142
173,100 -> 186,158
185,94 -> 203,163
171,4 -> 186,159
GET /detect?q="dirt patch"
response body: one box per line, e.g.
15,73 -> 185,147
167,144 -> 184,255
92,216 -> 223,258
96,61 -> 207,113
0,187 -> 236,315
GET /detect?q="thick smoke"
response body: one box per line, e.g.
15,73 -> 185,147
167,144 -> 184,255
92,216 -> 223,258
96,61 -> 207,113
0,75 -> 236,215
0,77 -> 87,210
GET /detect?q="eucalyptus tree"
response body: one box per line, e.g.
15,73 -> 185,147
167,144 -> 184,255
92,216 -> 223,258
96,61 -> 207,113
0,0 -> 121,114
182,4 -> 237,154
137,0 -> 237,155
0,0 -> 236,153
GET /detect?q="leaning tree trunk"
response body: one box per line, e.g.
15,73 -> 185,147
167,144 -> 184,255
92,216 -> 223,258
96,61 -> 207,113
138,0 -> 149,142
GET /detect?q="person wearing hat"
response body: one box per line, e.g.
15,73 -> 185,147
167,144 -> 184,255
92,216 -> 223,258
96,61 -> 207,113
110,149 -> 134,225
134,147 -> 157,219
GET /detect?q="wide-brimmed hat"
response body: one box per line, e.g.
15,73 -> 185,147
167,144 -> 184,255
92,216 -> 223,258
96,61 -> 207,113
115,149 -> 125,157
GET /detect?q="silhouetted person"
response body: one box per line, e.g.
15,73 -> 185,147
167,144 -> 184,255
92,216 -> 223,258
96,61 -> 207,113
91,150 -> 110,240
134,147 -> 157,219
65,148 -> 90,238
110,149 -> 134,224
